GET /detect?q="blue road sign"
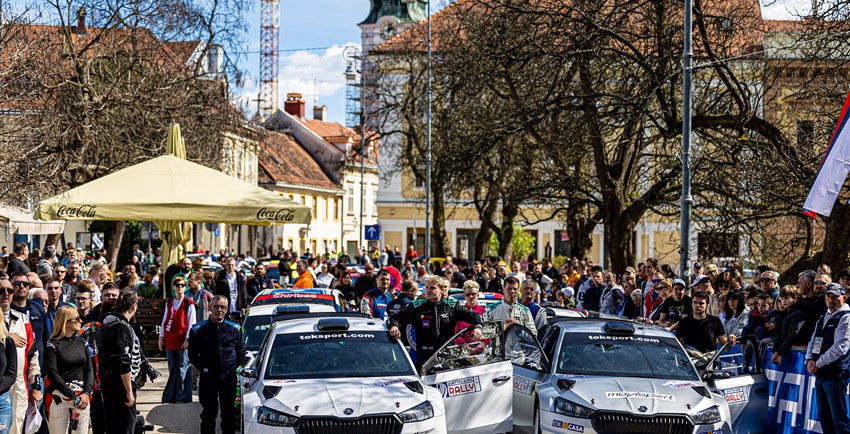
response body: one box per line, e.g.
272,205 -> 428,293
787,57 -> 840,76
365,224 -> 381,241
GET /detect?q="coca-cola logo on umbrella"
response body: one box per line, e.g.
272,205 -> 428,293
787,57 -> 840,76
256,208 -> 296,222
57,205 -> 98,218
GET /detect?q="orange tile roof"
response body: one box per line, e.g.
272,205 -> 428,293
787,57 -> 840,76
291,116 -> 379,165
258,130 -> 341,190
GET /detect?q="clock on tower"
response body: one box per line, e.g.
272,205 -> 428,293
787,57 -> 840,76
358,0 -> 428,54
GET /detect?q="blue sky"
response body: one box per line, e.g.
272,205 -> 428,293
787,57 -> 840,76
236,0 -> 803,125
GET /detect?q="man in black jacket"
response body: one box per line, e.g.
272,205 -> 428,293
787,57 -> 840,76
389,276 -> 482,371
189,295 -> 245,434
245,262 -> 274,300
772,285 -> 807,365
214,257 -> 247,313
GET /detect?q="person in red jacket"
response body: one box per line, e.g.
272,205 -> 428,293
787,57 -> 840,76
159,275 -> 196,403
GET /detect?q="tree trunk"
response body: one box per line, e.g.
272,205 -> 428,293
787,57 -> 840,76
42,234 -> 62,251
432,183 -> 451,258
605,219 -> 636,272
818,201 -> 850,270
566,206 -> 596,259
106,221 -> 125,273
497,201 -> 519,262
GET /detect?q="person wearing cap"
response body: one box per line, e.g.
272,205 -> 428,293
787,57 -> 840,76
805,283 -> 850,433
657,279 -> 692,327
561,287 -> 576,308
691,262 -> 703,284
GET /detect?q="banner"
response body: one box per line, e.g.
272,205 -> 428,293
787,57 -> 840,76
803,91 -> 850,218
762,347 -> 850,433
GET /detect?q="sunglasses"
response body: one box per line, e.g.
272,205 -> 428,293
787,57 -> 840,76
815,281 -> 828,285
760,278 -> 774,283
173,283 -> 186,288
67,317 -> 81,323
75,297 -> 90,301
1,287 -> 13,294
464,292 -> 479,297
210,305 -> 227,310
12,281 -> 29,287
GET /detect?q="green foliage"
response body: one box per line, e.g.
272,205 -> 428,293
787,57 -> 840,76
487,225 -> 537,260
88,221 -> 161,270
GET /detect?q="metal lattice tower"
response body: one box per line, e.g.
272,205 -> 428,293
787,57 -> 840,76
344,58 -> 361,128
259,0 -> 280,120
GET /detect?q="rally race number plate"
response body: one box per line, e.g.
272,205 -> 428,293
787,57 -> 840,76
437,376 -> 482,398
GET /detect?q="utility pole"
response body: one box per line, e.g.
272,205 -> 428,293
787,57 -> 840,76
425,0 -> 433,266
680,0 -> 694,278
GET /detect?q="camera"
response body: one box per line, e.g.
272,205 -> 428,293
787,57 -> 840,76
135,361 -> 161,387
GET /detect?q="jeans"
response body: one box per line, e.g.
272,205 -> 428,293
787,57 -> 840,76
162,349 -> 193,403
0,391 -> 11,434
815,377 -> 850,434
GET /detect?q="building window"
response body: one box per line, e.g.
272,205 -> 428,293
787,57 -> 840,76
312,196 -> 318,218
332,198 -> 339,221
300,195 -> 306,205
347,187 -> 354,213
323,196 -> 329,221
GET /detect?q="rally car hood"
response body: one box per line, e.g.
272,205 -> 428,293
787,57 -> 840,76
556,375 -> 715,414
261,376 -> 429,417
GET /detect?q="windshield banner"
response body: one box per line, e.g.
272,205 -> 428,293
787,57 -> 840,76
764,347 -> 842,434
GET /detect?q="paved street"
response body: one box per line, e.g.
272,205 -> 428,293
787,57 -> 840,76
137,358 -> 207,434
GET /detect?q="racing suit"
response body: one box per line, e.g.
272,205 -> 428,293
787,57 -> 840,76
388,298 -> 482,371
360,288 -> 393,320
483,301 -> 538,335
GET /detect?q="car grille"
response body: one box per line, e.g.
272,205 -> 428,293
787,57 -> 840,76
295,415 -> 403,434
591,412 -> 694,434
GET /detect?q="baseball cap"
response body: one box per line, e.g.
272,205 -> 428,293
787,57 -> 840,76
693,262 -> 703,269
562,287 -> 574,298
825,283 -> 846,297
672,278 -> 687,288
690,275 -> 710,288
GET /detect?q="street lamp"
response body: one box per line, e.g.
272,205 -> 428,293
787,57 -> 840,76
344,46 -> 366,254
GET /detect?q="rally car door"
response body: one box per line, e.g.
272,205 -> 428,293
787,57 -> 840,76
702,345 -> 769,433
421,321 -> 513,434
506,324 -> 551,430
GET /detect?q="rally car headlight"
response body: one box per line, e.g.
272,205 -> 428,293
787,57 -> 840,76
554,397 -> 595,418
399,401 -> 435,422
691,405 -> 722,424
257,406 -> 298,426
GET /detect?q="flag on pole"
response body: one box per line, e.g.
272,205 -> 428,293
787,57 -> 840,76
803,91 -> 850,218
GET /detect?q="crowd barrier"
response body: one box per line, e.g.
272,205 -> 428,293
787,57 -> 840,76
762,347 -> 849,434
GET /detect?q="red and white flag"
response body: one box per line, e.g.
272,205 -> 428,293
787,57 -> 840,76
803,91 -> 850,218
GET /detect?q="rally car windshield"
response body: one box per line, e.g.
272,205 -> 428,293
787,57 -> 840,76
556,333 -> 700,381
243,315 -> 273,351
264,332 -> 415,379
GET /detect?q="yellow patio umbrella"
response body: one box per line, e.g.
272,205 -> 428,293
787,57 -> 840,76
155,124 -> 193,271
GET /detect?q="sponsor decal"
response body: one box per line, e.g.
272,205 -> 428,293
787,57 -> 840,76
57,205 -> 97,218
272,380 -> 297,384
588,335 -> 660,343
436,376 -> 481,398
699,430 -> 722,434
257,207 -> 297,222
663,380 -> 698,389
552,420 -> 584,432
299,333 -> 375,340
724,386 -> 748,404
372,378 -> 407,387
255,293 -> 334,302
605,392 -> 676,401
513,376 -> 536,396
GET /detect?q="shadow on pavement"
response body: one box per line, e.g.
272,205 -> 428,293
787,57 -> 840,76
145,402 -> 202,433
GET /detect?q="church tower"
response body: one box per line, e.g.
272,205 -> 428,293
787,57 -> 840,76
359,0 -> 428,54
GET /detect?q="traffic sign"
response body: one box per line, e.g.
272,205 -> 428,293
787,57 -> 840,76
365,224 -> 381,241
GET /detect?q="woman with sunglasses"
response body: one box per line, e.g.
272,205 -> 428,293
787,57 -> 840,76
44,305 -> 94,434
159,275 -> 196,404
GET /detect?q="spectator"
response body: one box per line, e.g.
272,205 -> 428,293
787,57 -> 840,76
335,272 -> 356,306
118,266 -> 139,292
36,248 -> 55,278
135,274 -> 158,299
719,290 -> 750,337
487,265 -> 507,294
838,269 -> 850,290
771,285 -> 806,366
158,276 -> 195,404
645,279 -> 672,323
453,280 -> 485,344
45,305 -> 94,434
188,295 -> 244,434
186,272 -> 211,323
741,293 -> 774,373
805,283 -> 850,434
760,271 -> 780,300
405,245 -> 419,263
657,279 -> 692,327
599,278 -> 624,315
98,290 -> 143,434
74,284 -> 93,321
245,263 -> 274,300
561,287 -> 577,308
578,266 -> 604,312
5,244 -> 29,276
214,257 -> 247,313
519,280 -> 548,333
354,264 -> 377,299
44,277 -> 71,336
674,291 -> 733,354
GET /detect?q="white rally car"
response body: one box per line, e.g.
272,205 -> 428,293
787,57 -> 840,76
240,313 -> 514,434
507,319 -> 762,434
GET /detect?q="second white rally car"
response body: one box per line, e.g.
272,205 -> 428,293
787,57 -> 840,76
239,313 -> 514,434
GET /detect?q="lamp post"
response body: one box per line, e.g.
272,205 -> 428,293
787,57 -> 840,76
680,0 -> 694,278
344,46 -> 366,253
425,0 -> 432,265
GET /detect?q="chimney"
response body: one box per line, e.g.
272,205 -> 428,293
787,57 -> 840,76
284,93 -> 305,118
76,7 -> 86,35
313,105 -> 327,122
